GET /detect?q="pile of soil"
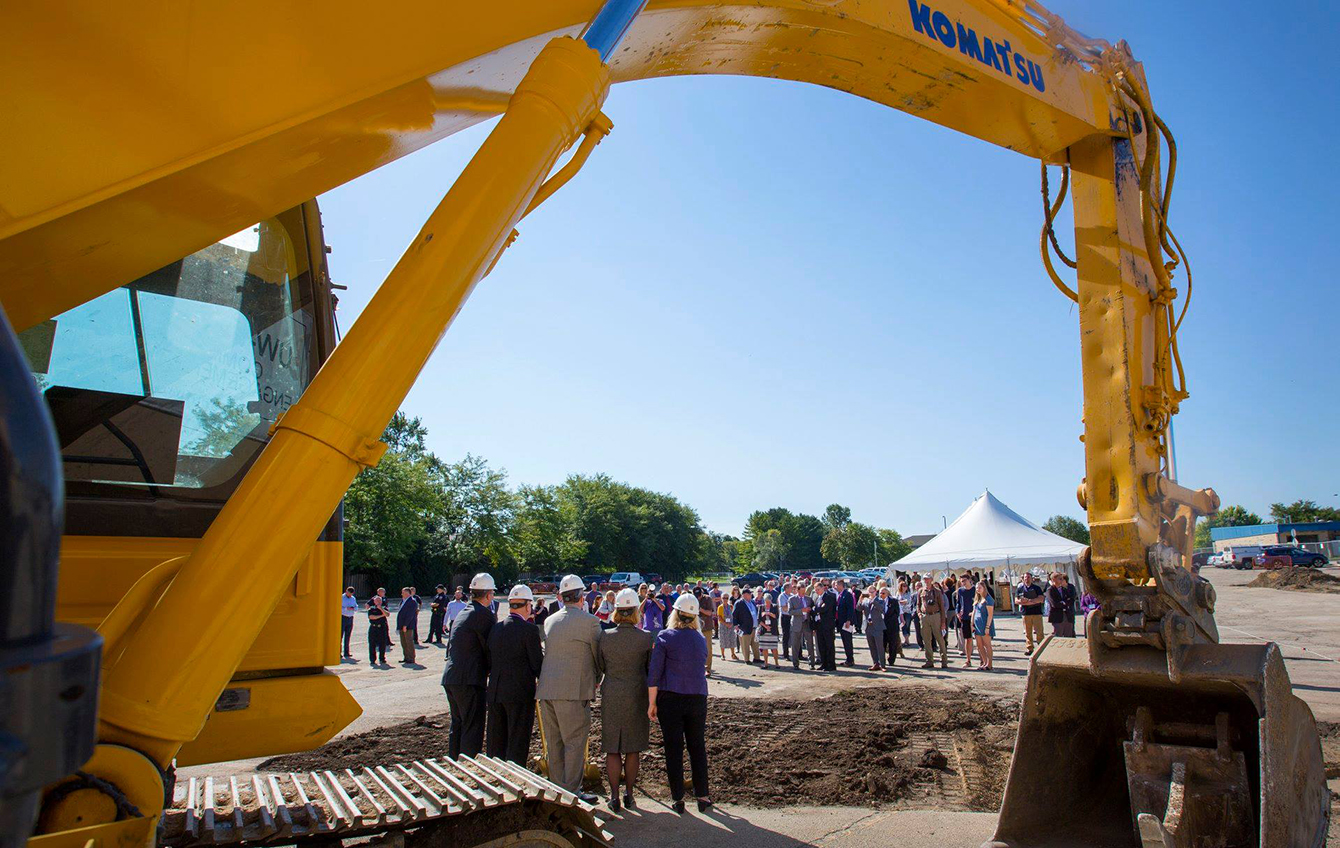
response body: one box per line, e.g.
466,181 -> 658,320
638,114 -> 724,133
1247,568 -> 1340,594
260,687 -> 1018,811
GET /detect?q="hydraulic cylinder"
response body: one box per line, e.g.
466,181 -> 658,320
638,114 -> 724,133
96,36 -> 611,765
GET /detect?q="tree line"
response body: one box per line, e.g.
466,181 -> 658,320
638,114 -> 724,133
343,414 -> 916,586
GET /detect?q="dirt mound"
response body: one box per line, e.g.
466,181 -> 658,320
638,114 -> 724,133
259,686 -> 1018,811
1247,568 -> 1340,594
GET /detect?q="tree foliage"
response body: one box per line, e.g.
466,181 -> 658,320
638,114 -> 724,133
1193,504 -> 1263,549
1269,500 -> 1340,524
1042,514 -> 1090,545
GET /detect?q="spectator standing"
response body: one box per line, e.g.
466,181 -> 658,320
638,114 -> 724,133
537,575 -> 604,803
733,588 -> 760,664
428,584 -> 449,645
596,591 -> 616,624
648,595 -> 711,814
445,588 -> 468,637
717,594 -> 737,660
787,583 -> 813,670
340,587 -> 357,659
836,579 -> 856,667
1061,574 -> 1079,636
880,585 -> 901,667
816,580 -> 838,671
397,588 -> 419,664
696,587 -> 716,676
917,576 -> 949,669
896,580 -> 916,653
640,586 -> 666,633
779,583 -> 794,661
757,593 -> 780,668
972,580 -> 996,670
486,585 -> 543,764
1013,573 -> 1046,655
409,587 -> 423,645
1047,572 -> 1074,637
367,593 -> 391,666
599,589 -> 653,811
442,574 -> 496,759
955,575 -> 976,667
861,588 -> 886,671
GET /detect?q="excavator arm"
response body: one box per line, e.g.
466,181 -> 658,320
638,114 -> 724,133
0,1 -> 1326,847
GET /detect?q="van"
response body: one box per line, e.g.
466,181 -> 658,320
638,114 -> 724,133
1223,546 -> 1263,570
608,572 -> 645,587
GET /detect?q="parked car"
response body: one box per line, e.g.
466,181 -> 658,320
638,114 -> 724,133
1254,550 -> 1291,569
1191,552 -> 1210,569
1260,546 -> 1328,568
582,574 -> 609,587
731,572 -> 769,587
608,571 -> 645,587
812,570 -> 843,582
1207,552 -> 1227,567
1223,546 -> 1262,570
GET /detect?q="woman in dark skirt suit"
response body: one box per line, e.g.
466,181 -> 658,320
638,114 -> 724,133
599,589 -> 654,811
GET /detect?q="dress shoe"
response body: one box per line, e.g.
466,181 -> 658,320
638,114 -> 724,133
578,791 -> 599,804
672,799 -> 686,814
609,794 -> 621,812
624,791 -> 636,809
698,798 -> 713,813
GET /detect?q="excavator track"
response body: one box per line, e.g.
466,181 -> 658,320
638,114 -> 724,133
160,755 -> 611,847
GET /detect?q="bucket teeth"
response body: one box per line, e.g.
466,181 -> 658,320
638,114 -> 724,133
161,759 -> 610,847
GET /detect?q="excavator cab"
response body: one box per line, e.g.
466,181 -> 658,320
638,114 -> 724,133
17,203 -> 362,768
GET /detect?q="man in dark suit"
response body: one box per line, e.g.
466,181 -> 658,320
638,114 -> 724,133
486,584 -> 543,764
441,573 -> 496,759
881,584 -> 902,667
835,579 -> 856,667
428,584 -> 449,645
816,580 -> 838,671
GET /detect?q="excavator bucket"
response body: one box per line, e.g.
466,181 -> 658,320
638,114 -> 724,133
986,636 -> 1328,848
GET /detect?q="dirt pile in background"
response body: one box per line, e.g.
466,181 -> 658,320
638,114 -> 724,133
1247,568 -> 1340,594
260,686 -> 1018,811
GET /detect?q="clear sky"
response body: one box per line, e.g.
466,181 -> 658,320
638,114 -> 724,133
318,1 -> 1339,538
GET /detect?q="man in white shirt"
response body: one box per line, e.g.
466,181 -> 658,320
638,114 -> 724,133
340,587 -> 358,659
445,588 -> 469,636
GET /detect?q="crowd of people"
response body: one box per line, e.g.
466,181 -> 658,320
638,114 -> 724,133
337,566 -> 1091,812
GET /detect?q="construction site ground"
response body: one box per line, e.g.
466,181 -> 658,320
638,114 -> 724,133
180,566 -> 1340,846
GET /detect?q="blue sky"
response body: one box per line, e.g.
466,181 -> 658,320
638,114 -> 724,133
318,1 -> 1339,537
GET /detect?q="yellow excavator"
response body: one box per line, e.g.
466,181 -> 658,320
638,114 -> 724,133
0,1 -> 1328,846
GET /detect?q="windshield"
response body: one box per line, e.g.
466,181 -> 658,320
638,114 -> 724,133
21,218 -> 318,493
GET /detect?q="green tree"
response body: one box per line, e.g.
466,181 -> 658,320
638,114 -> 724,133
877,528 -> 912,564
555,474 -> 704,581
432,454 -> 518,584
513,484 -> 586,575
1193,504 -> 1263,549
824,504 -> 852,530
752,528 -> 788,570
1269,500 -> 1340,524
822,521 -> 881,569
1043,514 -> 1091,545
744,508 -> 826,571
343,416 -> 445,583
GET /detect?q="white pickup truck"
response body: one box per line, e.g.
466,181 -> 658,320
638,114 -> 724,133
1222,546 -> 1263,570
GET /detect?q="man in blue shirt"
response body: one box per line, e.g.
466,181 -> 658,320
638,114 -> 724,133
340,587 -> 358,659
397,587 -> 420,664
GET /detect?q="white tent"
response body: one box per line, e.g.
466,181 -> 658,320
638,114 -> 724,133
887,490 -> 1086,587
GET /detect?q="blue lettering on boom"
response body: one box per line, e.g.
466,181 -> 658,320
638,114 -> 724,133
906,0 -> 1045,94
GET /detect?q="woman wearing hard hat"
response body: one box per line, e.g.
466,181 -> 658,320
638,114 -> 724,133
647,593 -> 711,814
597,588 -> 653,811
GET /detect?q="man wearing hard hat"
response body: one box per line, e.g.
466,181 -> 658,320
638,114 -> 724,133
441,572 -> 497,759
485,584 -> 543,765
536,574 -> 604,802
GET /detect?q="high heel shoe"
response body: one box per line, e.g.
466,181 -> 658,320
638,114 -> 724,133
624,791 -> 635,809
609,794 -> 621,812
672,799 -> 686,815
697,798 -> 713,813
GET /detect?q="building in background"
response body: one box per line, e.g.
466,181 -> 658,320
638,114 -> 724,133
1210,522 -> 1340,551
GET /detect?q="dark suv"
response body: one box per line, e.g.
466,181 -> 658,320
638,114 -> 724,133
1261,546 -> 1328,568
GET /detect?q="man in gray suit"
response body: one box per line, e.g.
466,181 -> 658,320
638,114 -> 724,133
537,574 -> 603,802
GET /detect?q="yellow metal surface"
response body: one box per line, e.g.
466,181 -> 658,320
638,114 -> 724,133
1070,133 -> 1164,583
56,538 -> 343,674
35,745 -> 162,841
177,670 -> 361,767
26,819 -> 154,848
0,0 -> 1117,333
94,35 -> 611,768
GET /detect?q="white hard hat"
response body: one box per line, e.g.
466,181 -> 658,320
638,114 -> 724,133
614,588 -> 640,609
469,572 -> 496,591
673,594 -> 699,616
508,584 -> 534,602
558,574 -> 585,594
